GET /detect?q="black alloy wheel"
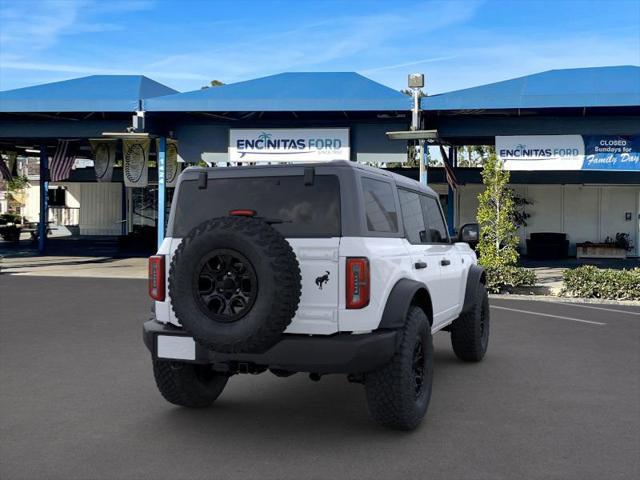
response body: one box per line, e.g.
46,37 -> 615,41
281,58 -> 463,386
194,249 -> 257,323
412,338 -> 426,399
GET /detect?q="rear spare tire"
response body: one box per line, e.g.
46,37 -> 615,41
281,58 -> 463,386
169,216 -> 301,353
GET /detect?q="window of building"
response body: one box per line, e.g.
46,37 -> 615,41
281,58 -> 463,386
48,188 -> 66,207
420,195 -> 449,243
398,189 -> 427,244
361,177 -> 398,233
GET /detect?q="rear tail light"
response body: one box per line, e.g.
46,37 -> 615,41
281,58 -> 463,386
346,257 -> 369,309
149,255 -> 165,301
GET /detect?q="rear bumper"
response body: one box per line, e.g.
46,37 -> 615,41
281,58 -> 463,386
143,319 -> 397,374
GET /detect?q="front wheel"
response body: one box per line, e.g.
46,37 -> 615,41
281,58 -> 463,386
450,283 -> 490,362
153,360 -> 228,408
364,306 -> 433,430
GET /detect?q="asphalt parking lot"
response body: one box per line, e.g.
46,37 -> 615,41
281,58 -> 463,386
1,275 -> 638,480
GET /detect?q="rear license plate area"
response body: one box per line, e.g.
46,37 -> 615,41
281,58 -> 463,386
157,335 -> 196,361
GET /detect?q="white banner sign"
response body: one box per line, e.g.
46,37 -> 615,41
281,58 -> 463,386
156,138 -> 181,187
90,139 -> 116,182
496,135 -> 585,170
229,128 -> 350,163
123,138 -> 150,187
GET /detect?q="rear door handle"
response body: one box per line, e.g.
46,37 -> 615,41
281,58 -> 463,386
440,259 -> 451,266
414,262 -> 427,269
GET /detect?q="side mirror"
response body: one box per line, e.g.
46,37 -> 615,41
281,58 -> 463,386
458,223 -> 479,244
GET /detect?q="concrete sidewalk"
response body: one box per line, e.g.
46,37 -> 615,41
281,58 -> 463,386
0,255 -> 147,278
526,265 -> 564,295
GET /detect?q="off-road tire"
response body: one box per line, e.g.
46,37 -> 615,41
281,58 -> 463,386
364,306 -> 433,431
169,216 -> 301,354
153,360 -> 228,408
450,283 -> 490,362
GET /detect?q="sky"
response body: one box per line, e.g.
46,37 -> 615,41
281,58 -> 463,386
0,0 -> 639,94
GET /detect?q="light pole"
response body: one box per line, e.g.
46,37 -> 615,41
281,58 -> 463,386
408,73 -> 426,185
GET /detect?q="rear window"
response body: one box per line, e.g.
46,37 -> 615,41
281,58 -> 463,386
171,175 -> 341,238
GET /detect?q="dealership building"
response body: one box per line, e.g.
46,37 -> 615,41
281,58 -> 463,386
0,65 -> 638,257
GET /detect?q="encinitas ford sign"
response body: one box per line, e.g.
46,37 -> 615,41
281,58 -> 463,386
229,128 -> 350,162
497,135 -> 640,171
497,135 -> 585,170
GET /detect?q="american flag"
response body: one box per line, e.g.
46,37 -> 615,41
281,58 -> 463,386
49,140 -> 78,182
0,157 -> 12,181
439,145 -> 458,190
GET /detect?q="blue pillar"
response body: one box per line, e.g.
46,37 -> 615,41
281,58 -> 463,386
38,145 -> 48,254
447,146 -> 456,236
157,137 -> 166,250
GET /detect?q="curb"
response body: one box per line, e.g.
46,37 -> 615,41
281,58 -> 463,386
502,285 -> 557,296
489,293 -> 640,307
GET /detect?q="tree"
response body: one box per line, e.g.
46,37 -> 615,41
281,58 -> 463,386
5,175 -> 29,212
457,145 -> 495,167
201,79 -> 225,89
476,153 -> 519,268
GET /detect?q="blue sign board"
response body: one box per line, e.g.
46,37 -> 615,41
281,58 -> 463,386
582,135 -> 640,171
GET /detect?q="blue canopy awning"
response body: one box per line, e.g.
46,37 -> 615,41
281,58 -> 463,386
145,72 -> 411,112
0,75 -> 178,113
422,65 -> 640,111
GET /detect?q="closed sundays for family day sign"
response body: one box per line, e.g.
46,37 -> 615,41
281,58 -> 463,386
497,135 -> 640,171
229,128 -> 350,162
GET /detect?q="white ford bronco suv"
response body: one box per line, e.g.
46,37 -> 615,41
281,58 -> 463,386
144,161 -> 489,430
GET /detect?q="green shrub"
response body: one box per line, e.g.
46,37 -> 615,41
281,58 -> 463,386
484,265 -> 537,294
561,266 -> 640,300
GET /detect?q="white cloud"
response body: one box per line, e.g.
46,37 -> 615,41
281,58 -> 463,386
0,60 -> 209,81
0,0 -> 152,56
361,56 -> 459,74
132,1 -> 484,90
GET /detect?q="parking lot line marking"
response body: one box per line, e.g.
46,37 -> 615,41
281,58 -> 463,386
491,305 -> 606,325
537,302 -> 640,316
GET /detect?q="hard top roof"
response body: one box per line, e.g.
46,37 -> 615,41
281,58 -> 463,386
182,160 -> 437,197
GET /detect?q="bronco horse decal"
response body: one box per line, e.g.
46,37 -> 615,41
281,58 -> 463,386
315,271 -> 330,290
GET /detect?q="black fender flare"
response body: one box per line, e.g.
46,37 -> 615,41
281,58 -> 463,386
461,265 -> 486,314
378,278 -> 432,330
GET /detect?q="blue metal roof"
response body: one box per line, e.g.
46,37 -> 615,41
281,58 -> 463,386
422,66 -> 640,111
145,72 -> 411,112
0,75 -> 178,113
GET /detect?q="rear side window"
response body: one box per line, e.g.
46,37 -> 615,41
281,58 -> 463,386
398,189 -> 426,244
361,177 -> 398,233
172,175 -> 340,238
420,195 -> 449,243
